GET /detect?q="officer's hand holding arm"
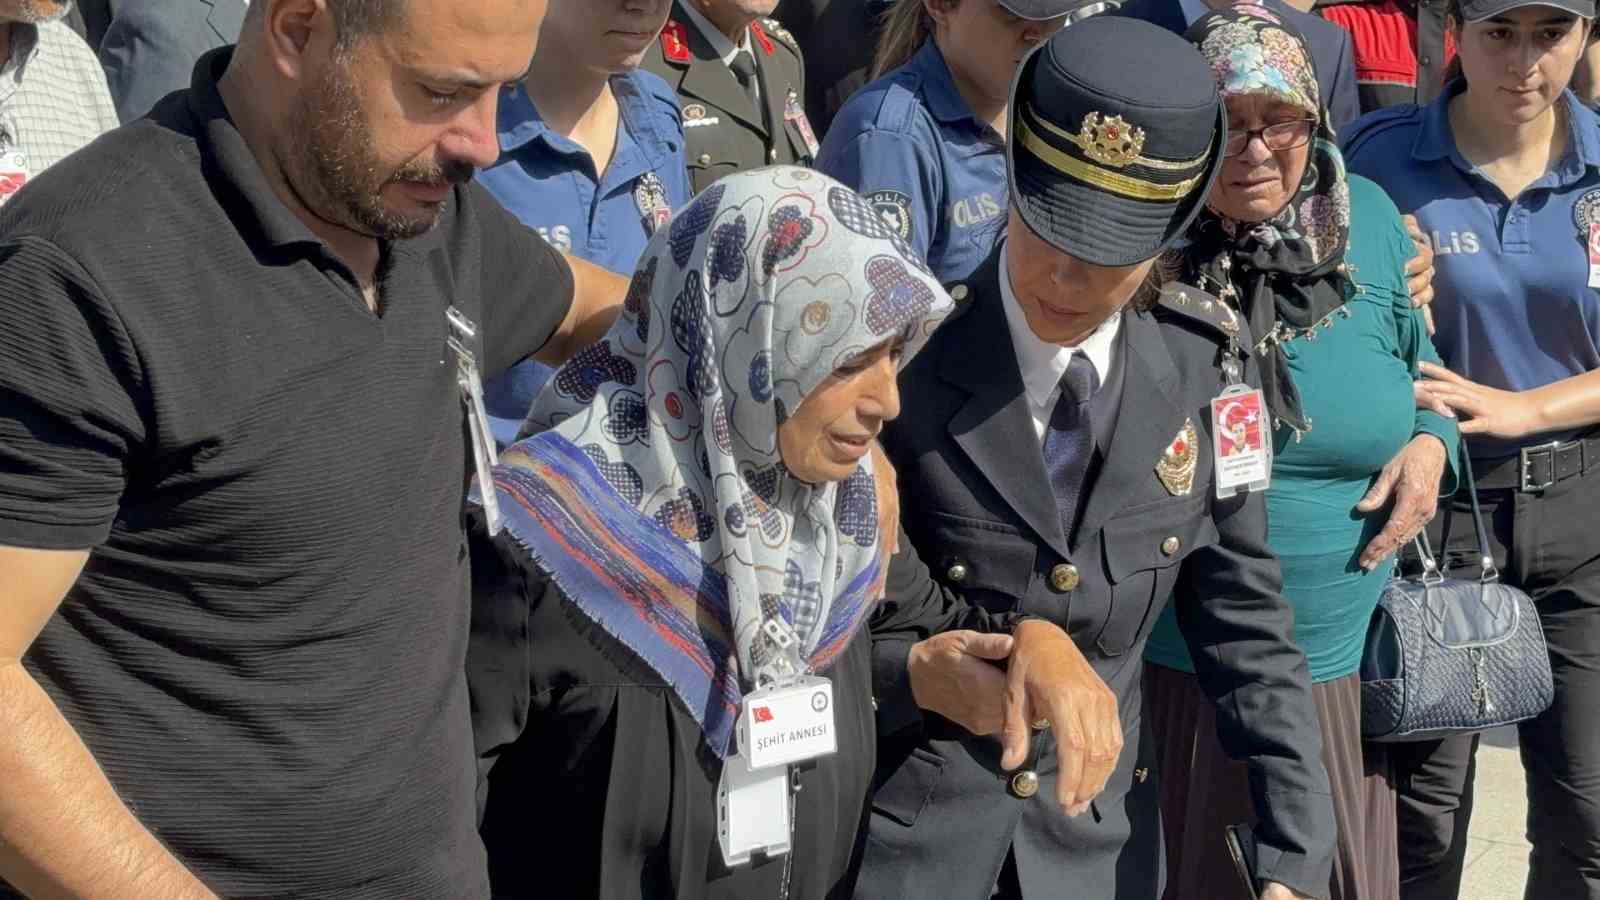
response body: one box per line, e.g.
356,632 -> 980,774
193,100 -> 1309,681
1400,215 -> 1436,334
999,619 -> 1121,816
1355,434 -> 1448,570
870,441 -> 900,558
532,254 -> 630,365
1261,883 -> 1315,900
1418,362 -> 1600,438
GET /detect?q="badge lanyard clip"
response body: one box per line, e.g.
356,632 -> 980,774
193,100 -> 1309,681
446,306 -> 502,535
1208,262 -> 1271,499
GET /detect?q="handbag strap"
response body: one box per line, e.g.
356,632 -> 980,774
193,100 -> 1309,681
1413,442 -> 1499,584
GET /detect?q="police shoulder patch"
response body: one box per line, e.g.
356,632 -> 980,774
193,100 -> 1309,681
866,190 -> 914,242
1153,282 -> 1250,348
1574,189 -> 1600,232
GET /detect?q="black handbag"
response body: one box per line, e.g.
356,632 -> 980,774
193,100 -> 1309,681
1360,452 -> 1554,742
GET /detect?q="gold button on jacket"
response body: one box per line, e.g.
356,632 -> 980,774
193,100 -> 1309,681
1049,563 -> 1080,593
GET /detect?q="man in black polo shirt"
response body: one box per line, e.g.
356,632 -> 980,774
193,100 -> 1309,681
0,0 -> 628,897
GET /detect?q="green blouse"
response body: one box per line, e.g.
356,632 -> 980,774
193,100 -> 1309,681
1144,176 -> 1460,683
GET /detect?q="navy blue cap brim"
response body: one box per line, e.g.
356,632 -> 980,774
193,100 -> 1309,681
1460,0 -> 1594,19
998,0 -> 1101,19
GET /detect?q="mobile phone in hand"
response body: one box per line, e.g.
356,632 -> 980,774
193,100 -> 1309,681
1224,823 -> 1258,900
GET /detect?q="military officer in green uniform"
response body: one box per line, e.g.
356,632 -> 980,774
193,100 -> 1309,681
642,0 -> 820,193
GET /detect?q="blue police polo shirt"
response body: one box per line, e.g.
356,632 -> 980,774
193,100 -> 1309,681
477,69 -> 693,445
1344,83 -> 1600,458
816,40 -> 1006,284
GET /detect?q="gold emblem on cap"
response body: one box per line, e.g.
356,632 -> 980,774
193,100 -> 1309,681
1077,112 -> 1146,169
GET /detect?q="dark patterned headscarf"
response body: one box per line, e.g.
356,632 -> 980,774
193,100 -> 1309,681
1184,5 -> 1354,436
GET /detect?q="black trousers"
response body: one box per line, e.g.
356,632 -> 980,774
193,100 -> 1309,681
1393,466 -> 1600,900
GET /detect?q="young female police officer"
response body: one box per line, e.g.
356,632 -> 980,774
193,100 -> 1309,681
815,0 -> 1081,284
477,0 -> 692,445
863,16 -> 1334,900
1345,0 -> 1600,896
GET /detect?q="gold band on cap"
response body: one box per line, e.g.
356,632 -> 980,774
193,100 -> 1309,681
1017,116 -> 1208,203
1027,106 -> 1211,173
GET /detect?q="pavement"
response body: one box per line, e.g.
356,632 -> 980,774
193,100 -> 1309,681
1461,726 -> 1531,900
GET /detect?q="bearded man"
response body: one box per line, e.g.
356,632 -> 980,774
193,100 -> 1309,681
0,0 -> 627,897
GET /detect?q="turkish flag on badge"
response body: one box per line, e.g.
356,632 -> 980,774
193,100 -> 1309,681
753,706 -> 774,723
0,149 -> 30,207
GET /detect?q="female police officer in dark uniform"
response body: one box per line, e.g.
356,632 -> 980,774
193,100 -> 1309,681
860,15 -> 1336,900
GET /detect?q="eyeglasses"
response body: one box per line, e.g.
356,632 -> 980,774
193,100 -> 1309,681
1222,119 -> 1316,158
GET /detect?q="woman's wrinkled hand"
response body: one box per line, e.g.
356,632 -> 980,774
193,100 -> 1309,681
1356,433 -> 1448,570
1418,362 -> 1546,438
906,631 -> 1015,737
1401,214 -> 1436,334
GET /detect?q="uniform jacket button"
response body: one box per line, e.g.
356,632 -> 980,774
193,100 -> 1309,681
946,562 -> 969,583
1049,563 -> 1080,593
1010,770 -> 1040,799
1161,536 -> 1180,556
950,284 -> 969,302
697,153 -> 712,165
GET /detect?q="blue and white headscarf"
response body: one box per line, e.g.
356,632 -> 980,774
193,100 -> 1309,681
480,166 -> 953,757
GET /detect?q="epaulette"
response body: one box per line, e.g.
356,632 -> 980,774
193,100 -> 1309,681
1339,104 -> 1423,160
659,20 -> 691,64
1153,282 -> 1250,349
755,17 -> 799,54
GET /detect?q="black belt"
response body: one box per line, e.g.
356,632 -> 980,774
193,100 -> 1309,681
1473,435 -> 1600,493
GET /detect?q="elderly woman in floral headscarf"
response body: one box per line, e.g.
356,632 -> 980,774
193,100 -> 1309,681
463,167 -> 1027,900
1139,8 -> 1460,900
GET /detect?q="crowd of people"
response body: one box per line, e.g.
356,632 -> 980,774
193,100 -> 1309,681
1,0 -> 1599,899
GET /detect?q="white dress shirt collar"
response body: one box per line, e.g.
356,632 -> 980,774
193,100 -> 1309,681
679,3 -> 754,66
998,242 -> 1122,414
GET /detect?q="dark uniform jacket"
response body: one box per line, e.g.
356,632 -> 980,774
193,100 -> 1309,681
642,2 -> 817,195
858,249 -> 1337,900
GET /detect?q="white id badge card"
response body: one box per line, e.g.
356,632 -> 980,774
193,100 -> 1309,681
1211,385 -> 1272,498
0,146 -> 30,207
446,306 -> 502,535
1587,223 -> 1600,289
737,675 -> 836,771
717,752 -> 791,867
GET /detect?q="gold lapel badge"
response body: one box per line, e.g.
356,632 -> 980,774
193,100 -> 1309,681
1156,418 -> 1198,497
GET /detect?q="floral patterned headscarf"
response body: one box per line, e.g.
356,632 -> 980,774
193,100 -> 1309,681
479,166 -> 952,758
1184,5 -> 1354,436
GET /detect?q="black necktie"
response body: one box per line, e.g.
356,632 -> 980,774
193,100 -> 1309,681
730,49 -> 761,117
1042,352 -> 1099,539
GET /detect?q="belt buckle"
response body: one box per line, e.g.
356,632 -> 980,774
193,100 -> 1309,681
1520,440 -> 1562,493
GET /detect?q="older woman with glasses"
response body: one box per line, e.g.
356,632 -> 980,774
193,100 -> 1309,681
1141,7 -> 1459,899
